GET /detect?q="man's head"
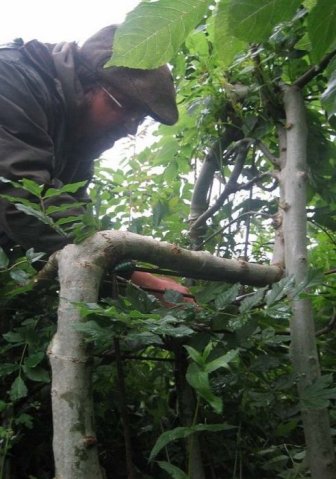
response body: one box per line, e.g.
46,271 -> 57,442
77,25 -> 178,142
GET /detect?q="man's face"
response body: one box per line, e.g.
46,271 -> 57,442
74,87 -> 147,156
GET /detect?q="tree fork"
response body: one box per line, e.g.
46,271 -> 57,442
282,85 -> 336,479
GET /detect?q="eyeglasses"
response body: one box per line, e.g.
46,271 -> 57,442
99,84 -> 123,108
100,84 -> 148,126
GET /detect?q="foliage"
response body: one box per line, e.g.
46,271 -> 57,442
1,0 -> 336,478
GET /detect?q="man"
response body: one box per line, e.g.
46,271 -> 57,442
0,25 -> 192,300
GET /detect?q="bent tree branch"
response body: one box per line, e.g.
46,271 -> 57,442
48,230 -> 283,479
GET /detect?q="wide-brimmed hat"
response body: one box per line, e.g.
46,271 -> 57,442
79,25 -> 178,125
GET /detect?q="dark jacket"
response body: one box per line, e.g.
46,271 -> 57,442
0,39 -> 99,254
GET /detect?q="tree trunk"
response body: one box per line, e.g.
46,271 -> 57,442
48,244 -> 104,479
282,85 -> 336,478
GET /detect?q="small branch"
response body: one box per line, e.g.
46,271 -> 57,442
198,211 -> 272,249
294,48 -> 336,89
316,312 -> 336,337
238,172 -> 276,191
189,140 -> 251,236
255,140 -> 280,167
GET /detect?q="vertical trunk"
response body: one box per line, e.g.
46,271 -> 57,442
282,85 -> 336,478
48,245 -> 104,479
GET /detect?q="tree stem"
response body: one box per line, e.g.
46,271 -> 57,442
282,85 -> 336,479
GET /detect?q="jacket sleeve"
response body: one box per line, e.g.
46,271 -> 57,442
0,53 -> 88,254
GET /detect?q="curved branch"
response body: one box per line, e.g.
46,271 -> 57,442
189,140 -> 250,238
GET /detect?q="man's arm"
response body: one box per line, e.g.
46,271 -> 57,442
0,53 -> 87,254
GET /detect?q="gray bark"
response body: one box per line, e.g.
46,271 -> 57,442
282,85 -> 336,478
48,230 -> 283,478
49,244 -> 105,479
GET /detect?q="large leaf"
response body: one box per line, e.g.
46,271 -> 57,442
308,0 -> 336,62
157,462 -> 188,479
186,363 -> 222,413
227,0 -> 301,42
321,60 -> 336,117
10,376 -> 28,401
301,375 -> 336,409
214,0 -> 246,67
149,423 -> 233,461
108,0 -> 213,69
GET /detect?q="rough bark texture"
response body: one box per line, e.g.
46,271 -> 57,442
282,85 -> 336,479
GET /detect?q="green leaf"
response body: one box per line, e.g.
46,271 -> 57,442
25,248 -> 45,264
322,60 -> 336,117
10,376 -> 28,401
43,181 -> 87,198
108,0 -> 213,69
239,287 -> 267,313
3,331 -> 24,344
149,423 -> 233,461
19,178 -> 44,197
0,247 -> 9,269
214,283 -> 240,310
214,0 -> 247,67
163,289 -> 184,304
9,268 -> 31,285
301,375 -> 336,409
15,413 -> 34,429
157,462 -> 188,479
265,276 -> 295,306
186,363 -> 222,413
308,0 -> 336,62
0,363 -> 20,377
184,345 -> 204,366
228,0 -> 301,42
24,352 -> 45,368
205,349 -> 239,374
22,366 -> 50,383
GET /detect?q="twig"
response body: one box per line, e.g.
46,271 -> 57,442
238,172 -> 276,191
198,210 -> 272,249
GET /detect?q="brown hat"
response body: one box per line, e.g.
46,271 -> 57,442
79,25 -> 178,125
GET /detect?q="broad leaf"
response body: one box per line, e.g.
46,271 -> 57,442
205,349 -> 239,374
149,423 -> 233,461
266,276 -> 295,306
321,60 -> 336,117
301,375 -> 336,409
308,0 -> 336,62
215,283 -> 240,310
157,462 -> 188,479
239,287 -> 267,313
186,363 -> 222,413
214,0 -> 246,67
228,0 -> 301,42
43,181 -> 87,198
10,376 -> 28,401
108,0 -> 213,69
